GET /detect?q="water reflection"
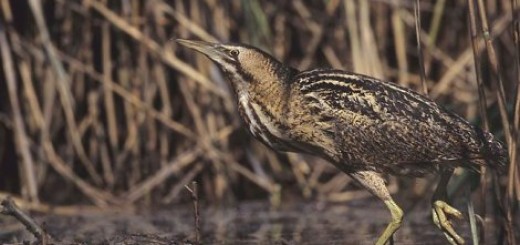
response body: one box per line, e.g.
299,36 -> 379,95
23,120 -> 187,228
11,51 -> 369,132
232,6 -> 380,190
198,200 -> 474,244
2,198 -> 498,244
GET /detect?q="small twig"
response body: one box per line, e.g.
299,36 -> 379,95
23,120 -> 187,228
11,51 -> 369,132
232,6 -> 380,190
163,163 -> 204,203
185,181 -> 200,245
124,148 -> 200,202
0,197 -> 48,244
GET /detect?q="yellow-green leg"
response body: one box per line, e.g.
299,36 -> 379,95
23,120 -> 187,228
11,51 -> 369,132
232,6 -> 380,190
432,169 -> 465,245
350,171 -> 403,245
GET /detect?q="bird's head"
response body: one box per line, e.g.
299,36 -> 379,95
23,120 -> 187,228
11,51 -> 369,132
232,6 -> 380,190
177,39 -> 297,94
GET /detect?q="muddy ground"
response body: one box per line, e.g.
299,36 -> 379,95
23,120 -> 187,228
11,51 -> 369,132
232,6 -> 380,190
0,196 -> 500,245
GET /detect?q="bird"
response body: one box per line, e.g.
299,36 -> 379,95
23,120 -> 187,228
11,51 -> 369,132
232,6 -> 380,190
176,39 -> 506,245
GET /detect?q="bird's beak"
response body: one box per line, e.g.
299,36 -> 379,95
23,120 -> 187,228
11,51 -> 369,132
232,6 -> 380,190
176,39 -> 228,61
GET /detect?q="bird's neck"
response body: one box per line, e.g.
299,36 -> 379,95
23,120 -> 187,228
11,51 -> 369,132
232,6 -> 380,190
236,63 -> 297,119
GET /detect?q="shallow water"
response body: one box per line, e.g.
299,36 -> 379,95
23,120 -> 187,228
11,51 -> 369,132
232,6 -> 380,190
192,200 -> 473,245
1,197 -> 499,244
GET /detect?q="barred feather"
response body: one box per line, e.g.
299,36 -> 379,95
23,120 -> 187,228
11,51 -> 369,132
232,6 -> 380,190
177,39 -> 507,177
294,69 -> 507,175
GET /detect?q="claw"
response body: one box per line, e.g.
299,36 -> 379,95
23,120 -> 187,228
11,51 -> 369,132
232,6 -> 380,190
432,200 -> 465,245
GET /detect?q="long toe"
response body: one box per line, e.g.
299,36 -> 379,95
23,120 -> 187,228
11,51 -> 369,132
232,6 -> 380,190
432,200 -> 465,245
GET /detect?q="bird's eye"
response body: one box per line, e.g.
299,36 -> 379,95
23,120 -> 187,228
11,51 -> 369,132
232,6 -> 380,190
229,49 -> 239,57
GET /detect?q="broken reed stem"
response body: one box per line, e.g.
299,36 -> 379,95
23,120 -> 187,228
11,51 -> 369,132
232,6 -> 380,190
1,197 -> 48,244
125,148 -> 200,202
163,163 -> 204,203
185,181 -> 201,245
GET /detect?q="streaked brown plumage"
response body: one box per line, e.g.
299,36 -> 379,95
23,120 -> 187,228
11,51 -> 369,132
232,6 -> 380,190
177,39 -> 506,245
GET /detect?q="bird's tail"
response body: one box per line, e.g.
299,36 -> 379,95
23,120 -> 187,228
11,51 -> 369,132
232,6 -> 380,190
482,131 -> 508,172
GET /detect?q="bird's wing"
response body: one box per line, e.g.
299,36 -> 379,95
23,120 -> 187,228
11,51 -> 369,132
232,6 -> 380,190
295,69 -> 488,174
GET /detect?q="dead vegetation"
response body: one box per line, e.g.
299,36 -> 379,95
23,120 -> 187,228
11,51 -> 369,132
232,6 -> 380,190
0,0 -> 518,244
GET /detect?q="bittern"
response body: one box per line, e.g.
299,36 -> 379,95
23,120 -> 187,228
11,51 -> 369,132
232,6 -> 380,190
177,39 -> 506,245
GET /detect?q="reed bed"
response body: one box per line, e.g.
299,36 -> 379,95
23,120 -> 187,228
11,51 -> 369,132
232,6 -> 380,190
0,0 -> 518,242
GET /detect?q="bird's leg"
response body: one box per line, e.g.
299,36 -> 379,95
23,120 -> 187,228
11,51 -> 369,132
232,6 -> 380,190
432,169 -> 465,245
349,171 -> 403,245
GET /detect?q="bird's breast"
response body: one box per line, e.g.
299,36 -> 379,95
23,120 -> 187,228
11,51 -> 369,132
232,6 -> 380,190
237,94 -> 290,151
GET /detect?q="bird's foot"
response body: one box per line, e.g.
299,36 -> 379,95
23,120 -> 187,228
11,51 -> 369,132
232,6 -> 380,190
432,200 -> 465,245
